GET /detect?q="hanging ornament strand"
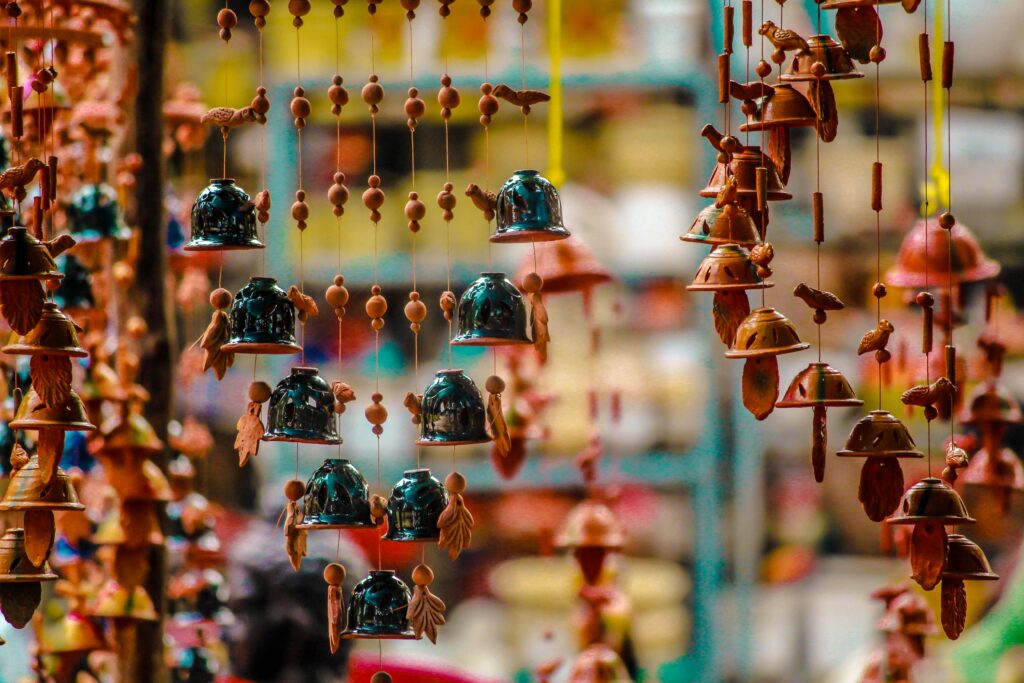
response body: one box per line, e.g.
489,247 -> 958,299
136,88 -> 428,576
251,0 -> 272,275
938,0 -> 957,450
437,6 -> 460,368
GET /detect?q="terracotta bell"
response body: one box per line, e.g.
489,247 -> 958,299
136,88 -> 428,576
739,83 -> 817,131
2,302 -> 87,356
10,388 -> 95,432
92,501 -> 165,547
568,643 -> 631,683
491,170 -> 570,244
451,272 -> 532,346
0,528 -> 58,581
518,235 -> 613,294
681,203 -> 761,248
0,455 -> 84,511
700,146 -> 792,201
885,218 -> 1000,288
342,570 -> 417,639
887,477 -> 975,525
262,367 -> 341,445
297,458 -> 376,530
0,226 -> 62,281
53,255 -> 94,316
36,609 -> 106,655
555,499 -> 626,585
776,362 -> 863,408
417,369 -> 490,447
876,590 -> 937,636
98,410 -> 165,456
959,447 -> 1024,498
185,179 -> 263,251
687,244 -> 772,292
724,307 -> 809,358
960,382 -> 1022,426
89,579 -> 160,621
385,468 -> 449,541
221,276 -> 302,354
780,35 -> 864,81
836,410 -> 924,459
942,534 -> 998,582
821,0 -> 917,10
66,183 -> 131,242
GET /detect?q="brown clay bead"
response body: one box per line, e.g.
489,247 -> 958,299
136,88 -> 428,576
412,564 -> 434,586
923,405 -> 938,421
365,393 -> 388,425
916,292 -> 935,308
252,87 -> 270,115
445,471 -> 467,495
771,48 -> 786,65
328,75 -> 349,112
405,292 -> 427,324
813,309 -> 827,325
869,45 -> 886,63
485,375 -> 505,394
210,288 -> 232,310
440,291 -> 456,320
291,90 -> 311,119
249,381 -> 273,403
329,173 -> 349,216
362,75 -> 384,113
405,192 -> 426,233
479,83 -> 499,115
439,75 -> 460,118
370,494 -> 388,520
938,212 -> 955,230
249,0 -> 271,18
873,282 -> 887,298
522,272 -> 543,294
326,282 -> 349,309
284,479 -> 305,501
405,87 -> 426,126
324,563 -> 346,586
437,182 -> 456,221
366,287 -> 388,319
513,0 -> 531,23
740,99 -> 756,116
218,8 -> 238,29
755,60 -> 772,78
370,673 -> 392,683
810,61 -> 827,78
875,349 -> 891,364
288,0 -> 311,18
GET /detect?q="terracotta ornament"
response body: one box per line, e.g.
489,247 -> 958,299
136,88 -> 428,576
437,472 -> 474,560
408,564 -> 446,644
282,479 -> 307,572
197,287 -> 233,379
324,562 -> 346,653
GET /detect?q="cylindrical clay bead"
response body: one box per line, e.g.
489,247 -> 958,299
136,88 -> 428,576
918,33 -> 932,82
871,162 -> 882,212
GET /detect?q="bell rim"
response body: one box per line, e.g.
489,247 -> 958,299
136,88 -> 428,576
416,436 -> 491,447
886,514 -> 976,525
261,434 -> 343,446
0,272 -> 63,281
182,240 -> 265,252
450,335 -> 532,347
836,448 -> 924,459
296,520 -> 379,531
886,260 -> 1000,287
941,570 -> 999,581
739,117 -> 818,132
490,227 -> 571,244
0,501 -> 85,512
0,570 -> 58,582
221,341 -> 302,354
341,629 -> 419,640
724,341 -> 809,359
384,530 -> 442,542
779,71 -> 865,82
680,233 -> 760,247
686,281 -> 773,292
9,418 -> 95,432
776,397 -> 865,408
699,187 -> 792,201
1,343 -> 88,357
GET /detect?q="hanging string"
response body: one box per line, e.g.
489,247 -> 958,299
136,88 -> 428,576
814,1 -> 822,363
922,0 -> 932,477
873,5 -> 883,411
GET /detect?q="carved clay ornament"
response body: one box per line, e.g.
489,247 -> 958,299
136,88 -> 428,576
437,472 -> 474,560
408,564 -> 446,644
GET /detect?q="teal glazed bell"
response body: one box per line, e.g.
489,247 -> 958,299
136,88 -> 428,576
185,179 -> 263,251
491,170 -> 571,243
297,458 -> 375,530
221,277 -> 301,354
66,183 -> 131,241
385,469 -> 449,541
343,570 -> 417,640
451,272 -> 531,346
262,367 -> 341,445
417,369 -> 490,446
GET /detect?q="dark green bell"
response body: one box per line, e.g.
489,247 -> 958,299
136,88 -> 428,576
53,255 -> 94,314
417,369 -> 490,447
342,570 -> 417,640
185,179 -> 263,252
384,468 -> 448,541
66,183 -> 131,242
221,277 -> 301,355
262,367 -> 341,445
451,272 -> 531,346
491,170 -> 571,243
298,458 -> 375,530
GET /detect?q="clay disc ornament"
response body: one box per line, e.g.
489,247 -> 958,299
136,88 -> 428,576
909,521 -> 946,591
859,458 -> 904,522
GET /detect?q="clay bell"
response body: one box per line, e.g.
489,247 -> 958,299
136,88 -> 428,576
876,591 -> 937,636
297,458 -> 375,530
98,411 -> 165,457
518,235 -> 613,294
687,244 -> 772,292
0,528 -> 57,582
0,455 -> 84,511
66,183 -> 131,242
451,272 -> 531,346
700,146 -> 791,201
942,534 -> 998,582
836,410 -> 924,459
89,579 -> 159,621
959,447 -> 1024,496
221,276 -> 302,354
185,179 -> 263,251
0,226 -> 62,281
887,477 -> 974,525
960,383 -> 1022,426
342,570 -> 417,639
821,0 -> 914,9
739,84 -> 817,131
569,643 -> 632,683
2,302 -> 87,356
385,468 -> 449,542
491,170 -> 571,243
10,388 -> 95,432
263,367 -> 341,445
885,218 -> 999,288
555,499 -> 626,585
725,307 -> 809,358
681,203 -> 761,248
776,363 -> 863,408
53,255 -> 94,316
780,35 -> 864,81
36,609 -> 106,655
417,369 -> 490,447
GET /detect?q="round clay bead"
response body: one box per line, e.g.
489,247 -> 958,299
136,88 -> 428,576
412,564 -> 434,586
284,479 -> 305,501
323,562 -> 346,585
445,471 -> 466,495
210,288 -> 232,309
249,381 -> 272,403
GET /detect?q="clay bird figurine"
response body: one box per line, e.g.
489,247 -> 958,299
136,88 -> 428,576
201,106 -> 260,138
45,234 -> 77,258
901,377 -> 956,407
465,183 -> 497,221
857,319 -> 894,355
729,80 -> 775,102
942,441 -> 970,484
0,158 -> 46,201
759,20 -> 811,53
492,84 -> 551,109
287,285 -> 319,322
331,381 -> 356,414
403,391 -> 423,424
793,282 -> 845,311
750,242 -> 774,278
714,176 -> 739,209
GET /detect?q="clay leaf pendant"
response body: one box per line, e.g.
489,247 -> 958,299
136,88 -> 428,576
835,6 -> 881,64
811,405 -> 827,483
1,280 -> 45,335
30,355 -> 72,407
284,501 -> 307,572
36,429 -> 65,486
808,81 -> 838,143
328,584 -> 344,653
768,126 -> 792,186
742,355 -> 779,421
858,458 -> 904,522
23,509 -> 54,567
0,582 -> 42,628
529,291 -> 550,364
941,578 -> 967,640
712,291 -> 749,348
408,583 -> 447,643
234,401 -> 264,467
910,521 -> 947,591
437,494 -> 474,560
487,391 -> 511,458
199,308 -> 233,380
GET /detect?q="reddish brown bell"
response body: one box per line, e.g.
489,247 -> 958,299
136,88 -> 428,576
516,235 -> 611,295
681,203 -> 761,247
88,579 -> 160,621
0,528 -> 58,582
960,382 -> 1022,426
876,590 -> 937,636
886,218 -> 1000,288
837,410 -> 923,459
97,410 -> 165,457
780,35 -> 864,82
2,302 -> 87,357
0,455 -> 84,511
739,84 -> 817,132
700,146 -> 792,201
724,307 -> 808,358
959,446 -> 1024,511
776,362 -> 863,408
942,534 -> 998,582
10,389 -> 95,432
687,244 -> 772,292
887,477 -> 975,526
555,499 -> 625,585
